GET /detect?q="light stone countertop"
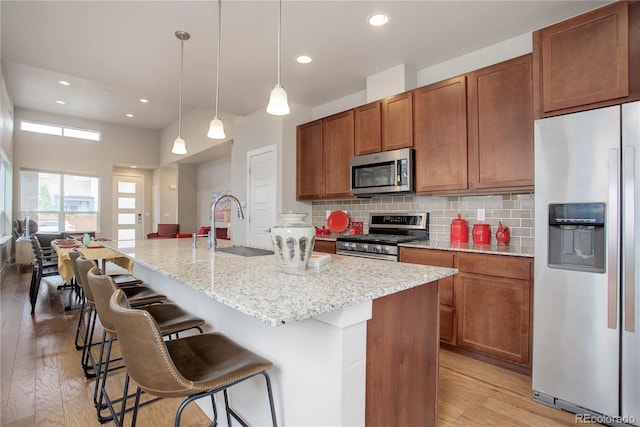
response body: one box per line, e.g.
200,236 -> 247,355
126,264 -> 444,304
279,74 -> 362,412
101,238 -> 457,327
399,240 -> 534,257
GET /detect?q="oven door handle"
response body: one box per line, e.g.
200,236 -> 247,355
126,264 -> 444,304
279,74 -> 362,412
336,250 -> 397,262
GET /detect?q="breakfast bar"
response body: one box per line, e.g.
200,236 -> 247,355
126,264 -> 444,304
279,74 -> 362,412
101,238 -> 457,426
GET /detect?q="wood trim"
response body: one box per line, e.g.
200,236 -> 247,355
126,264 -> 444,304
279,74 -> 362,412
366,282 -> 439,427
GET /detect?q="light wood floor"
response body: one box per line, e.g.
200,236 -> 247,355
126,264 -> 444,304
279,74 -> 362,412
1,266 -> 585,426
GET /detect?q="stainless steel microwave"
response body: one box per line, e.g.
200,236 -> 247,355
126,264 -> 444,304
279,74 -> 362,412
350,148 -> 414,197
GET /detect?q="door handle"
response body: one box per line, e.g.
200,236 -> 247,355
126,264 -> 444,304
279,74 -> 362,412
624,146 -> 635,332
608,148 -> 620,330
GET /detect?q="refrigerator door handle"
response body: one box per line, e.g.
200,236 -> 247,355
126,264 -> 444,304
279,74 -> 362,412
608,148 -> 620,330
623,145 -> 636,332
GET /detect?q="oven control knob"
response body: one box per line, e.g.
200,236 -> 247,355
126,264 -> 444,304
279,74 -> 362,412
383,247 -> 390,254
350,243 -> 358,251
374,245 -> 383,254
362,244 -> 368,252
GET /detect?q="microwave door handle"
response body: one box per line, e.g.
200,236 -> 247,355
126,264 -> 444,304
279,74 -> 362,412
396,161 -> 401,185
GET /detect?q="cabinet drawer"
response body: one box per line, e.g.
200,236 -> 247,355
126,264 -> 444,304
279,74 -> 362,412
440,305 -> 455,344
314,240 -> 336,254
399,247 -> 454,267
457,252 -> 531,281
439,277 -> 454,306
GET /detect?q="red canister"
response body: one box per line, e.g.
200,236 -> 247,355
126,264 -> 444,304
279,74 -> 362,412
472,224 -> 491,244
450,213 -> 469,244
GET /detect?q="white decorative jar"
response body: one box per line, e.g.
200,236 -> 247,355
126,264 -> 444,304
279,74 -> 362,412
270,213 -> 316,270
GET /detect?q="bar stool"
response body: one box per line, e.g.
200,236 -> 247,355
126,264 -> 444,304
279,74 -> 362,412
74,255 -> 167,378
86,267 -> 206,424
109,289 -> 278,427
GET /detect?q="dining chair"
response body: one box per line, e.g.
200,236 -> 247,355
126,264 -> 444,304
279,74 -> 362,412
28,236 -> 60,314
86,267 -> 206,424
109,289 -> 278,427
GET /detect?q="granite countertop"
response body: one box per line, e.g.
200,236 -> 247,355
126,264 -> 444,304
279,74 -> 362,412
101,238 -> 457,327
399,240 -> 534,257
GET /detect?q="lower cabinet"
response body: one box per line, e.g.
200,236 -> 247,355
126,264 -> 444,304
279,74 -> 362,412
399,247 -> 533,370
399,248 -> 456,344
313,240 -> 336,254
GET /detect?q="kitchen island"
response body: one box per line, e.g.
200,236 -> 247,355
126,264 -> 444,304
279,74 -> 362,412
101,238 -> 457,426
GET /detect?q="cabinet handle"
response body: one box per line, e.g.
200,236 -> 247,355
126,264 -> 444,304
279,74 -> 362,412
608,148 -> 619,330
623,146 -> 635,332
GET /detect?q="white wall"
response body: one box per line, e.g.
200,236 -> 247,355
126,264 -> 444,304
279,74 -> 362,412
177,163 -> 198,233
12,108 -> 160,235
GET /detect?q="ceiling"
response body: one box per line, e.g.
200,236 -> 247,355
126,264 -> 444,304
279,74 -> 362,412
2,1 -> 608,133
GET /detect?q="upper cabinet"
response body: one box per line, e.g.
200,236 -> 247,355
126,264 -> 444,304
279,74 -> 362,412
354,101 -> 382,155
414,76 -> 468,193
467,55 -> 534,191
323,111 -> 355,199
296,120 -> 324,200
533,1 -> 640,118
296,112 -> 354,201
382,91 -> 414,151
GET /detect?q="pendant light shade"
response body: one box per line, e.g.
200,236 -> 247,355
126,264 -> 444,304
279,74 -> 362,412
266,0 -> 290,116
172,136 -> 187,155
208,0 -> 226,139
172,30 -> 190,154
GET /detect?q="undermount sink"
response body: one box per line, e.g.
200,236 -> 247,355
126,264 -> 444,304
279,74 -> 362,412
217,245 -> 274,257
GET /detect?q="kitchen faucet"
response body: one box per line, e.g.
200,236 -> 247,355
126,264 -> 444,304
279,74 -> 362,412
211,194 -> 244,251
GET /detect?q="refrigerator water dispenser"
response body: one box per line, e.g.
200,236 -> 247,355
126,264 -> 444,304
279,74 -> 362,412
548,203 -> 605,273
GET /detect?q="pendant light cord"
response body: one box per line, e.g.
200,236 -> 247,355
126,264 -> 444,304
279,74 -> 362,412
277,0 -> 282,86
215,0 -> 222,116
178,37 -> 184,136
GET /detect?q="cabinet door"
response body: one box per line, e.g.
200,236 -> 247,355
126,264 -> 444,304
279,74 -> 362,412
537,1 -> 629,113
456,273 -> 531,366
414,76 -> 468,193
382,92 -> 413,151
323,111 -> 355,199
296,120 -> 324,200
354,102 -> 382,155
468,55 -> 534,190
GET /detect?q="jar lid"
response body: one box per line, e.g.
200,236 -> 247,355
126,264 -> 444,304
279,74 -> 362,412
279,213 -> 308,223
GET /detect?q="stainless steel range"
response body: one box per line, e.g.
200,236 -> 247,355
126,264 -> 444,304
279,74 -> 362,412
336,213 -> 429,261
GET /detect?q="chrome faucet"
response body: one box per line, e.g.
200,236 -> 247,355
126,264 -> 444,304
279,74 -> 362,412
211,194 -> 244,251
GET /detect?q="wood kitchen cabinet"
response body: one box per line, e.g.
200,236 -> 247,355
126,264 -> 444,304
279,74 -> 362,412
414,76 -> 468,193
296,112 -> 354,201
399,247 -> 457,344
354,101 -> 382,155
313,240 -> 336,254
296,120 -> 323,200
456,252 -> 532,368
323,110 -> 355,199
467,54 -> 534,191
382,91 -> 413,151
533,1 -> 640,118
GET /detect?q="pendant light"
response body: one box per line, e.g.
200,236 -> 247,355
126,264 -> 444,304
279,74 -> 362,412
208,0 -> 225,139
172,30 -> 190,155
266,0 -> 290,116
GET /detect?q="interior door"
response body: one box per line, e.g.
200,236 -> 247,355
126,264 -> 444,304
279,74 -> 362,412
113,175 -> 143,241
247,145 -> 277,247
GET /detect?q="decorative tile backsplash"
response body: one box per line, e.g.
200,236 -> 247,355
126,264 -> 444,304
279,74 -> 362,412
312,192 -> 535,248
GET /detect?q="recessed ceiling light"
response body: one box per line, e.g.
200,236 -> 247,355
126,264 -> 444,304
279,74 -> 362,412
296,55 -> 312,64
368,13 -> 389,27
58,80 -> 70,86
126,113 -> 134,118
139,98 -> 149,103
56,100 -> 66,105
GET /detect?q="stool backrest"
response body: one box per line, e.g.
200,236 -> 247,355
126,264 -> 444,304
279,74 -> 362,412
76,256 -> 98,304
109,289 -> 192,396
86,267 -> 119,337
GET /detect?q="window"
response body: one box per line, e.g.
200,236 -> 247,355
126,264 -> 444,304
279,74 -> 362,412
20,120 -> 101,141
19,169 -> 100,232
0,155 -> 11,237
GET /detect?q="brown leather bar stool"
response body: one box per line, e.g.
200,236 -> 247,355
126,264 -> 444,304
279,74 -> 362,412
74,255 -> 167,378
109,289 -> 278,427
87,267 -> 206,424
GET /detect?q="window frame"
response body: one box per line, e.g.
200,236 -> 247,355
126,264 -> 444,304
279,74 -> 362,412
19,168 -> 101,233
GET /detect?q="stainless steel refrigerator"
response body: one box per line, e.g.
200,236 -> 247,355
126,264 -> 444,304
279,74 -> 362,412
533,101 -> 639,426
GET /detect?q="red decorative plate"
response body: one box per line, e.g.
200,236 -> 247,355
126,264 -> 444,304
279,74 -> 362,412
327,210 -> 349,233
